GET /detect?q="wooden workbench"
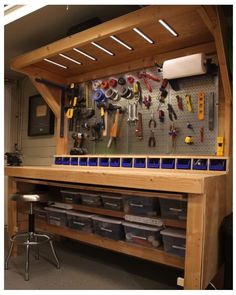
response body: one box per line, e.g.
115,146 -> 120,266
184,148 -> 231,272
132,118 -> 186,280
5,165 -> 227,289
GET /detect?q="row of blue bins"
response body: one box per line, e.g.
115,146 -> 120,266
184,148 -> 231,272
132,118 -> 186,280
54,157 -> 226,171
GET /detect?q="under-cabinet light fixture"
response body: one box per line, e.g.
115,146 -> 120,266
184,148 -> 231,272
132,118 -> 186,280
73,48 -> 97,61
110,35 -> 133,51
59,53 -> 82,65
44,58 -> 67,69
133,27 -> 154,44
158,19 -> 178,37
91,41 -> 114,56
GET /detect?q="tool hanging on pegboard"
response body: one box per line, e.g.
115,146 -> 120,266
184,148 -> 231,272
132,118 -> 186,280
135,112 -> 143,140
185,95 -> 193,112
167,103 -> 177,121
176,95 -> 183,111
169,124 -> 178,150
198,91 -> 205,121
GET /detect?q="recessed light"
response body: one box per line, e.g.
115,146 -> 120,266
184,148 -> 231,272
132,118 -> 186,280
110,35 -> 133,51
133,27 -> 154,44
91,41 -> 114,56
73,48 -> 97,61
59,53 -> 82,65
158,19 -> 178,37
44,58 -> 67,69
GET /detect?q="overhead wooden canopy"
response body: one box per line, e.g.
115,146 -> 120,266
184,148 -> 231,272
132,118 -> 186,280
12,5 -> 216,84
10,5 -> 232,156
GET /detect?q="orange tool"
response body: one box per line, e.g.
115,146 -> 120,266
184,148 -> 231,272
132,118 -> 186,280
198,91 -> 205,120
107,109 -> 119,148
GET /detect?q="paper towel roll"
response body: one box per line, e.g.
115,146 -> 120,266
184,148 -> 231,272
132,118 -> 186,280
163,53 -> 206,80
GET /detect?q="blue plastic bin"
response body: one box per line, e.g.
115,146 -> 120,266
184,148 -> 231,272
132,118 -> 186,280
122,158 -> 133,168
88,157 -> 98,166
110,158 -> 120,167
55,157 -> 63,165
79,157 -> 88,166
70,157 -> 78,165
176,159 -> 191,170
193,159 -> 208,170
134,158 -> 146,168
161,159 -> 175,169
147,158 -> 160,168
62,157 -> 70,165
209,159 -> 226,171
99,158 -> 109,167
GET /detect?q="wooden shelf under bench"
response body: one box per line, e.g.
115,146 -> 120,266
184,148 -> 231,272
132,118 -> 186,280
36,220 -> 185,270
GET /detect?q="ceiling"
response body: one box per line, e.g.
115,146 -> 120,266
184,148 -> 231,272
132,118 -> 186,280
4,5 -> 141,80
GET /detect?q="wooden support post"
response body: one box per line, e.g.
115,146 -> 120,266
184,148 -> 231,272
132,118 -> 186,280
7,177 -> 17,256
184,193 -> 205,289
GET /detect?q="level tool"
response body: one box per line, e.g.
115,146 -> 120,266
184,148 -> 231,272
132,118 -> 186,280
198,91 -> 204,120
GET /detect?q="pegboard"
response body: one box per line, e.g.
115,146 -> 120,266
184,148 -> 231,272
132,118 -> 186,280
68,66 -> 218,155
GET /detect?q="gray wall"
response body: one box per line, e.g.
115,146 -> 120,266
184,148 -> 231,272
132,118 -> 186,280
19,78 -> 57,166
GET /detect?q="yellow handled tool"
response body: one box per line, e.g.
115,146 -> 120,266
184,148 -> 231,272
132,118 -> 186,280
107,109 -> 119,148
186,95 -> 193,112
217,137 -> 224,156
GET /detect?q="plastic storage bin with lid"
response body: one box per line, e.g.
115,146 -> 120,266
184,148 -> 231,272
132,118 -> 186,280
124,196 -> 159,216
66,211 -> 94,232
60,189 -> 81,204
123,221 -> 162,248
44,206 -> 68,227
159,198 -> 187,220
101,194 -> 123,211
80,192 -> 102,207
34,207 -> 48,222
92,216 -> 124,240
160,228 -> 186,257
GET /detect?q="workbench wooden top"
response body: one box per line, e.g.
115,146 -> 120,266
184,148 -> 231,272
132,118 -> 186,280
5,166 -> 226,194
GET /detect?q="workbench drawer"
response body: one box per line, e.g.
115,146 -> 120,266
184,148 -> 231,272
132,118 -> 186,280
81,192 -> 102,207
67,211 -> 94,232
123,221 -> 162,248
92,216 -> 124,240
34,207 -> 48,222
101,194 -> 123,211
161,228 -> 186,257
45,207 -> 67,227
60,189 -> 81,204
124,197 -> 158,216
159,199 -> 187,220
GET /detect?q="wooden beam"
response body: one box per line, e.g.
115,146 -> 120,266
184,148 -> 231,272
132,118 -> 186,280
11,5 -> 199,71
21,65 -> 67,85
30,77 -> 60,118
184,193 -> 205,289
196,6 -> 216,35
67,41 -> 216,83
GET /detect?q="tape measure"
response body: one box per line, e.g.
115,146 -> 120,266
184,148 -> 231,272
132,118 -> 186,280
198,92 -> 204,120
186,95 -> 193,112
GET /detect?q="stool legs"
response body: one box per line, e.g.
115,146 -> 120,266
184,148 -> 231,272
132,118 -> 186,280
5,240 -> 14,270
25,242 -> 30,281
49,240 -> 60,269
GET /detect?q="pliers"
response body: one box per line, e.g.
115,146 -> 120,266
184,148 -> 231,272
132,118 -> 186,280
148,130 -> 156,147
148,111 -> 157,128
167,103 -> 177,121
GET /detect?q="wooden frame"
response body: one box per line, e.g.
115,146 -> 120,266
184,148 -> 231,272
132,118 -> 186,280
9,5 -> 232,157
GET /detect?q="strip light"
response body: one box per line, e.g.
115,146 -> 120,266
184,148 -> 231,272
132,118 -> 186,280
59,53 -> 82,65
158,19 -> 178,37
73,48 -> 96,61
44,58 -> 67,69
91,41 -> 114,56
133,27 -> 154,44
110,35 -> 133,51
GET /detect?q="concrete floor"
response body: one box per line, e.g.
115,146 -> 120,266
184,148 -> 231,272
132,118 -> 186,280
4,235 -> 183,290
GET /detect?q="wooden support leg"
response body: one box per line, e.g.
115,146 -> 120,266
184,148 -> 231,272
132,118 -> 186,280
184,193 -> 205,289
7,177 -> 18,256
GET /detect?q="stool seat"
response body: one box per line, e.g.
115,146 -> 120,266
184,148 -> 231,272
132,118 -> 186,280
5,192 -> 60,280
11,192 -> 50,202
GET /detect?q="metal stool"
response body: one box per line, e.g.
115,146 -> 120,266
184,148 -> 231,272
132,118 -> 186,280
5,192 -> 60,281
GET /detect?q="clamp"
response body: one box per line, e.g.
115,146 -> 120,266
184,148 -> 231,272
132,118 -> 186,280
148,130 -> 156,147
148,111 -> 157,128
167,103 -> 177,121
143,95 -> 152,109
